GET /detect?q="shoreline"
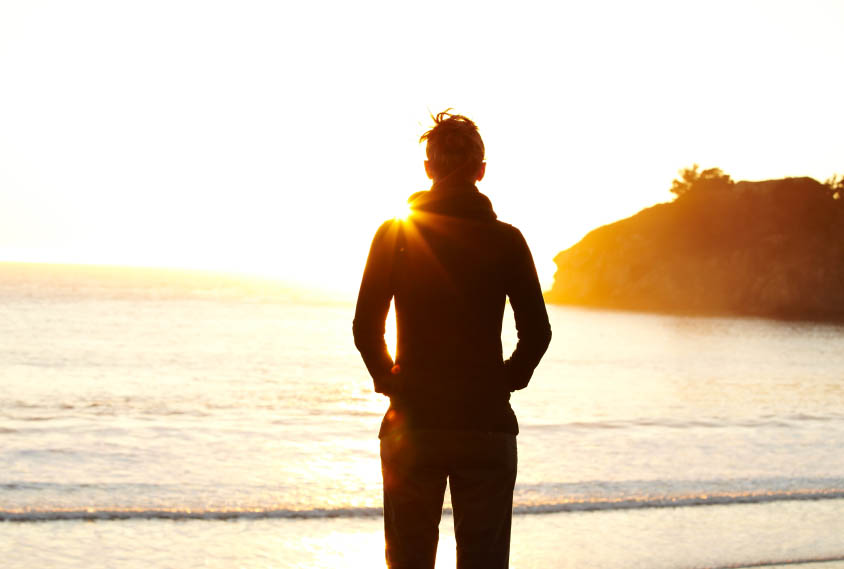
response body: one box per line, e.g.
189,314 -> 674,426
545,300 -> 844,326
6,500 -> 844,569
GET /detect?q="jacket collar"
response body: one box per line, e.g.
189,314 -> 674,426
407,180 -> 498,221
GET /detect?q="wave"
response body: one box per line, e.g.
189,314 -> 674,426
703,555 -> 844,569
524,413 -> 844,432
0,507 -> 384,522
512,487 -> 844,513
5,488 -> 844,522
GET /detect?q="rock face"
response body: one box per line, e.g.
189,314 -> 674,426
545,177 -> 844,320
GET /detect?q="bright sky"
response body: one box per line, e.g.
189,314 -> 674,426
1,0 -> 842,295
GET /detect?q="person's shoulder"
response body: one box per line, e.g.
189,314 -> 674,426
369,219 -> 405,249
374,219 -> 392,231
493,219 -> 519,232
373,218 -> 401,237
491,220 -> 525,240
490,222 -> 532,259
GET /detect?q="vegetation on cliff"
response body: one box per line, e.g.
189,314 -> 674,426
545,169 -> 844,320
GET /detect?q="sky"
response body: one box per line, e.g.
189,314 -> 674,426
1,0 -> 843,295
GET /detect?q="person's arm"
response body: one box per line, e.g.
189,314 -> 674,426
503,227 -> 552,391
353,220 -> 399,395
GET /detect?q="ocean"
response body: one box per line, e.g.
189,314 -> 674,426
2,263 -> 844,569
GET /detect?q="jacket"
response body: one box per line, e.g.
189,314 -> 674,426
353,179 -> 552,436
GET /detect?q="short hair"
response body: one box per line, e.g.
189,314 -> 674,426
419,110 -> 485,181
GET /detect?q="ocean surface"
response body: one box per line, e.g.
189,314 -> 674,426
3,263 -> 844,569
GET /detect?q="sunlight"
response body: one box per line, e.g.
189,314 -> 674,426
394,201 -> 412,222
385,301 -> 397,360
289,518 -> 461,569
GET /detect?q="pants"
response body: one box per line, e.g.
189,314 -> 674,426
380,429 -> 518,569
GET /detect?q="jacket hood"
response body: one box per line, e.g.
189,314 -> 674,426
407,180 -> 497,221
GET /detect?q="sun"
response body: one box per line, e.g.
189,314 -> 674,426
394,201 -> 412,221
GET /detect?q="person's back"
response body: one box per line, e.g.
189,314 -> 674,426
354,111 -> 551,569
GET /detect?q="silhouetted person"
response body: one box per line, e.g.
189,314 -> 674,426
354,111 -> 551,569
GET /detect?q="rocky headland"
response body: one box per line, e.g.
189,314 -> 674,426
545,175 -> 844,320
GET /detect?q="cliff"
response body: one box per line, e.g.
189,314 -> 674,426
545,177 -> 844,320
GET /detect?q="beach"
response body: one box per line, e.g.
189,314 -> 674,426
7,501 -> 844,568
3,265 -> 844,568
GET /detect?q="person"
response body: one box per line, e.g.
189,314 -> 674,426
353,110 -> 551,569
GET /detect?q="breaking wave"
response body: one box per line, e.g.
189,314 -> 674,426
5,488 -> 844,522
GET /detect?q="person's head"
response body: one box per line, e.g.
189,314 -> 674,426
420,110 -> 486,184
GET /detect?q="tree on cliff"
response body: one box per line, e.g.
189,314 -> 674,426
825,173 -> 843,200
670,164 -> 734,198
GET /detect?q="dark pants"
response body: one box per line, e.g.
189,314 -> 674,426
380,429 -> 518,569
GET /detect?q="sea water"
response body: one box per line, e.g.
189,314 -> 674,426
2,263 -> 844,568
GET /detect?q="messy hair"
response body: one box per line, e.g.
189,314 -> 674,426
419,110 -> 485,181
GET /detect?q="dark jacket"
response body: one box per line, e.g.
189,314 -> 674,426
353,180 -> 552,436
